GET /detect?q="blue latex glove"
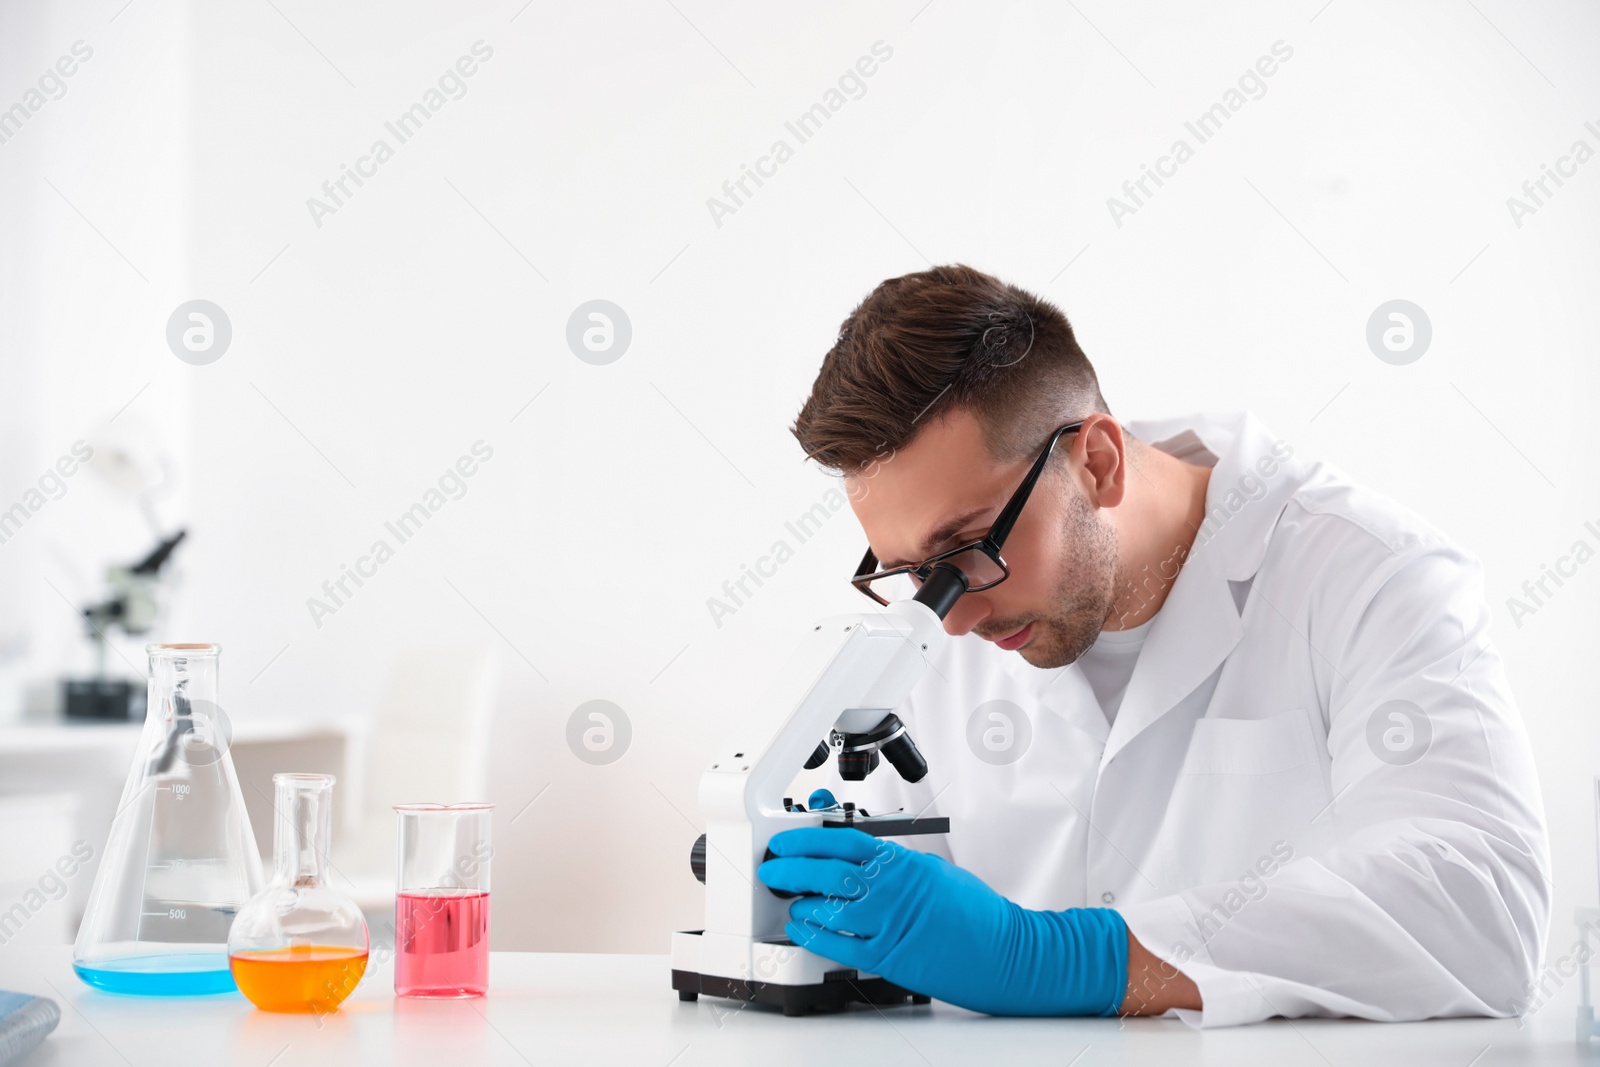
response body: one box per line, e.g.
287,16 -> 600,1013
758,827 -> 1128,1017
806,788 -> 839,811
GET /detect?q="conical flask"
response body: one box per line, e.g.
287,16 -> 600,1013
73,643 -> 265,994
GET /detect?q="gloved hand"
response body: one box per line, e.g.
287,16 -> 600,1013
806,788 -> 841,811
758,827 -> 1128,1017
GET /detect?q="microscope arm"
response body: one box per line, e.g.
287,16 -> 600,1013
696,595 -> 949,954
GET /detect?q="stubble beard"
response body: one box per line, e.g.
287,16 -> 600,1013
1010,488 -> 1123,670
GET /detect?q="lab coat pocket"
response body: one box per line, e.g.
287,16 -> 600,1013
1161,709 -> 1323,886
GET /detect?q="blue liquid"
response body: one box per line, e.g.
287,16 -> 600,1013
74,954 -> 238,996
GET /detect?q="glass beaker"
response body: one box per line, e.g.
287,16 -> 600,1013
227,774 -> 368,1012
74,643 -> 265,995
394,803 -> 492,998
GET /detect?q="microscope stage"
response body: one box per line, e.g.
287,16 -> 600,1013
817,813 -> 949,837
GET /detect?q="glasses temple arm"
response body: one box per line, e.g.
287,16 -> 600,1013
985,421 -> 1082,550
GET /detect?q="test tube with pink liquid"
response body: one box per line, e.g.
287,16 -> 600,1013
394,803 -> 493,998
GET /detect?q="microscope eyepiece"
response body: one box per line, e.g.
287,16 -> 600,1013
912,561 -> 969,619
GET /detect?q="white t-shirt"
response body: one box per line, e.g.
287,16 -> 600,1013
1075,614 -> 1156,724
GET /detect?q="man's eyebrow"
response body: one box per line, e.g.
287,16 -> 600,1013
881,506 -> 993,568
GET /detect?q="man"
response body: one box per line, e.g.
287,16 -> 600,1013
755,264 -> 1550,1025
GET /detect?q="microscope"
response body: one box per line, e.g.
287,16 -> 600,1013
64,530 -> 187,721
671,563 -> 967,1015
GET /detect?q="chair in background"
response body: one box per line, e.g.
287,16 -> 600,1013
331,646 -> 499,942
229,726 -> 353,862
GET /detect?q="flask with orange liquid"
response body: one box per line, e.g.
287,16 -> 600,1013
227,774 -> 369,1012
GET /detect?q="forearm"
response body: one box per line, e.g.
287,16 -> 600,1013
1120,931 -> 1201,1015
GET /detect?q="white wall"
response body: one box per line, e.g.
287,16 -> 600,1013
0,0 -> 193,700
2,0 -> 1597,960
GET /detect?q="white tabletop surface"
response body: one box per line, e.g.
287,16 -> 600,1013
0,946 -> 1590,1066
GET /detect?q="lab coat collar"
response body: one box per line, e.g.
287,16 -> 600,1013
1000,411 -> 1307,763
1124,410 -> 1300,582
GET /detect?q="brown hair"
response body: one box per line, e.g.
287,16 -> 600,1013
791,264 -> 1110,474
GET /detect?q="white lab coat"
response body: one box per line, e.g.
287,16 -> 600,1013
831,411 -> 1550,1027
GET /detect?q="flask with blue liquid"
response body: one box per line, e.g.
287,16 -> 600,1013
73,644 -> 265,994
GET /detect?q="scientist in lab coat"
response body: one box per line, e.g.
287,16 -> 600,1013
755,264 -> 1550,1025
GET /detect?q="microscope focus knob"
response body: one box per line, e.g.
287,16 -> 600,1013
762,847 -> 799,899
690,834 -> 707,884
692,834 -> 801,899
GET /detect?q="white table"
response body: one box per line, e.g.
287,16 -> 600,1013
0,946 -> 1590,1066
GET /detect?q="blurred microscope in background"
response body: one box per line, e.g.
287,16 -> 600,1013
55,418 -> 186,722
63,530 -> 185,721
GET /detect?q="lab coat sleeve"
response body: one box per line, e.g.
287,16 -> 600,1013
1119,536 -> 1551,1027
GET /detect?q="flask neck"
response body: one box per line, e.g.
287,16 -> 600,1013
273,775 -> 334,886
147,645 -> 220,718
143,644 -> 226,779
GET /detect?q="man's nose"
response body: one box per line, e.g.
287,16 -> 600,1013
941,595 -> 989,637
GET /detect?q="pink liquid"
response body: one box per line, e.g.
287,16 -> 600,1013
395,890 -> 490,997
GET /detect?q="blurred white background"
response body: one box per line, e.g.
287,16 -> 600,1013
0,0 -> 1596,969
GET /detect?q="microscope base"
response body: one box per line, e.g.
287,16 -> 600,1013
671,930 -> 931,1016
671,967 -> 930,1017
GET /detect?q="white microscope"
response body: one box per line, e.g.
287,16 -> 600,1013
671,565 -> 966,1015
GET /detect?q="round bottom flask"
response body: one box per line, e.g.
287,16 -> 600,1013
227,774 -> 369,1012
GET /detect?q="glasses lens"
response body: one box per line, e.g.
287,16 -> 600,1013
862,548 -> 1006,603
857,546 -> 1008,603
926,547 -> 1006,591
861,571 -> 917,603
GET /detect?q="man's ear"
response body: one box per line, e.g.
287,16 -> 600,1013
1076,414 -> 1127,509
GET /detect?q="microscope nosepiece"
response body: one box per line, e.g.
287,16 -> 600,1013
832,714 -> 927,783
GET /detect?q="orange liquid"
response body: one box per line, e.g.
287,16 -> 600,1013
230,945 -> 369,1013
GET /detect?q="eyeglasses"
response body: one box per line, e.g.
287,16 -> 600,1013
851,420 -> 1085,605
